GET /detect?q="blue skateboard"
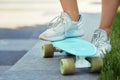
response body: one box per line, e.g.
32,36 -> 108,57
42,38 -> 103,75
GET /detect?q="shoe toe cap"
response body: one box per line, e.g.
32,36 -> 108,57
39,33 -> 46,39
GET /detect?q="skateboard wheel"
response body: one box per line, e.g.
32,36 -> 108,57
89,57 -> 103,73
42,44 -> 54,58
60,58 -> 75,75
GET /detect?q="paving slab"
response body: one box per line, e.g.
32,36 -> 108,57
1,14 -> 100,80
0,39 -> 38,65
0,66 -> 11,76
0,39 -> 38,51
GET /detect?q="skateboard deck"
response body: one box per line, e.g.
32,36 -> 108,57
52,38 -> 97,57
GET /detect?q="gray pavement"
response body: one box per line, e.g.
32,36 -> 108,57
0,66 -> 11,76
0,26 -> 47,65
0,39 -> 38,65
0,39 -> 38,51
0,25 -> 47,39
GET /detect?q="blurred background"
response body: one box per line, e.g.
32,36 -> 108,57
0,0 -> 101,76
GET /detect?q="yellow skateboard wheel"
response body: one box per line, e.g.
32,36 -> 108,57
89,57 -> 103,73
42,44 -> 54,58
60,58 -> 75,75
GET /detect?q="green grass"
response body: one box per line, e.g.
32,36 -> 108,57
98,7 -> 120,80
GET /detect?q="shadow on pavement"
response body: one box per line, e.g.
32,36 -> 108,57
0,24 -> 47,39
0,51 -> 27,65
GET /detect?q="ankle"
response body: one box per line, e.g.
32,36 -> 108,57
65,12 -> 80,22
69,14 -> 80,22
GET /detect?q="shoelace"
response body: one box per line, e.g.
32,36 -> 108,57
92,31 -> 108,57
47,15 -> 65,31
92,32 -> 107,48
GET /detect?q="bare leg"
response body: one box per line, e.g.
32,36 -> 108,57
99,0 -> 120,37
60,0 -> 119,37
60,0 -> 80,21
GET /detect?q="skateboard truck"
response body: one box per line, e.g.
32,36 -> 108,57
75,56 -> 91,68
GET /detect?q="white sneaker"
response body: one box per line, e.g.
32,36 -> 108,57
91,29 -> 112,58
39,12 -> 84,41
